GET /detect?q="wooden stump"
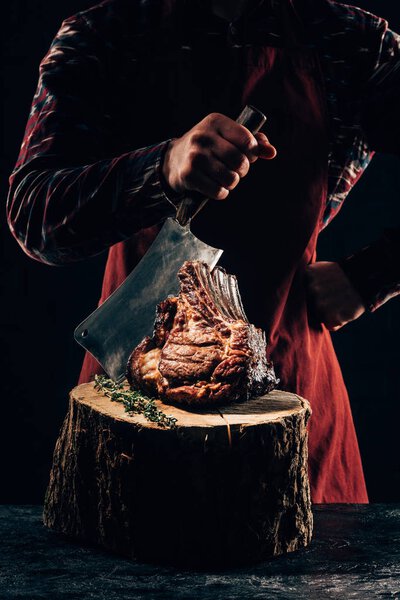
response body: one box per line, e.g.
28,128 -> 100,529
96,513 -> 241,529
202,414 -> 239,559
43,382 -> 313,567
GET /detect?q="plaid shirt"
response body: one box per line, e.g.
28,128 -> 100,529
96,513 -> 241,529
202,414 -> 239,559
7,0 -> 400,310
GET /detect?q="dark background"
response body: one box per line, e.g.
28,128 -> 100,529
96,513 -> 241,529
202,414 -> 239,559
1,0 -> 400,504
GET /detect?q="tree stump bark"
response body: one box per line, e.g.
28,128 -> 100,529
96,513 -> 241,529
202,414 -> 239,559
43,382 -> 313,567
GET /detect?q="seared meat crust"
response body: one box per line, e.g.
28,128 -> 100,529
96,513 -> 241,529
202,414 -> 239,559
126,261 -> 278,406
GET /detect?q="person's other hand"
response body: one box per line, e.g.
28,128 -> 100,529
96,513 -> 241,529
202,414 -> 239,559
305,261 -> 366,331
161,112 -> 277,200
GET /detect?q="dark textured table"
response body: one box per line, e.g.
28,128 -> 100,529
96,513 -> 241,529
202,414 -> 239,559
0,504 -> 399,599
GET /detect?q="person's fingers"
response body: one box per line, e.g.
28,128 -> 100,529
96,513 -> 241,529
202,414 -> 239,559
209,136 -> 251,178
203,154 -> 240,190
183,164 -> 230,200
170,113 -> 277,197
304,261 -> 365,331
183,148 -> 239,193
214,115 -> 277,162
211,113 -> 259,161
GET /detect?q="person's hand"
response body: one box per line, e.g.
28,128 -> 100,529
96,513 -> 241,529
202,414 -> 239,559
162,112 -> 277,200
305,261 -> 366,331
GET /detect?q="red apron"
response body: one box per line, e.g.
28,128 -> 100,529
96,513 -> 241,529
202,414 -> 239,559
78,16 -> 368,503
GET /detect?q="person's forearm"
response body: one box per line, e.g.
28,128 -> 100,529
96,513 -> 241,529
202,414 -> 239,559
7,139 -> 181,265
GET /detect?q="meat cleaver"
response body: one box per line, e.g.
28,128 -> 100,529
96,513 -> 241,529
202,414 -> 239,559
74,105 -> 267,382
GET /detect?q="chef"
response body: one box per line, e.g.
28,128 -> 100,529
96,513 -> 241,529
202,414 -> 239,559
7,0 -> 400,502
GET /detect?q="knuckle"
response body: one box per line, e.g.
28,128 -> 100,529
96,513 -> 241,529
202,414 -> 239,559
206,112 -> 222,126
240,128 -> 257,151
244,135 -> 255,152
191,132 -> 210,148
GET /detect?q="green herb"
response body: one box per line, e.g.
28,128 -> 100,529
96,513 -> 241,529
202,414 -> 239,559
94,375 -> 177,429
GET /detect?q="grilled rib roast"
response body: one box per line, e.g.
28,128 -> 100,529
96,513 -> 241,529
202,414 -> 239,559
126,261 -> 279,406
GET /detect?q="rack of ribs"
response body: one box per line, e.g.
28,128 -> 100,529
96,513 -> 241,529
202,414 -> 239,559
126,261 -> 279,406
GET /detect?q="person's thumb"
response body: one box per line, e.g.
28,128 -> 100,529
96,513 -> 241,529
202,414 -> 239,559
254,131 -> 277,160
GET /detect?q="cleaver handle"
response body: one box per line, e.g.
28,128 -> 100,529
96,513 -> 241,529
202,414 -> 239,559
175,104 -> 267,226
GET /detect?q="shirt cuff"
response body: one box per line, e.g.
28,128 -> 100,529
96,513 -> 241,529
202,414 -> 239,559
337,228 -> 400,312
116,139 -> 185,236
157,140 -> 186,206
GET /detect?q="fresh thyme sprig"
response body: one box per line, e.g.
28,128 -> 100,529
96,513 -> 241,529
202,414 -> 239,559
94,375 -> 177,429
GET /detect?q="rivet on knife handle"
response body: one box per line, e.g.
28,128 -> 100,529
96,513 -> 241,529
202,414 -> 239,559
175,104 -> 267,226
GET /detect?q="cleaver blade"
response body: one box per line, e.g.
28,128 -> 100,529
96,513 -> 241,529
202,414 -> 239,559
74,105 -> 267,382
74,219 -> 222,382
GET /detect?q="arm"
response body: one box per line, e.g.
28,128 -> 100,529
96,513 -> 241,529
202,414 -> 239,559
338,29 -> 400,312
6,15 -> 182,266
307,26 -> 400,328
7,13 -> 277,267
339,30 -> 400,312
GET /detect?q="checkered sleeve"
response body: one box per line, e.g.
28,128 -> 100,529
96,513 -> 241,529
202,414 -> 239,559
6,15 -> 182,266
339,26 -> 400,311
